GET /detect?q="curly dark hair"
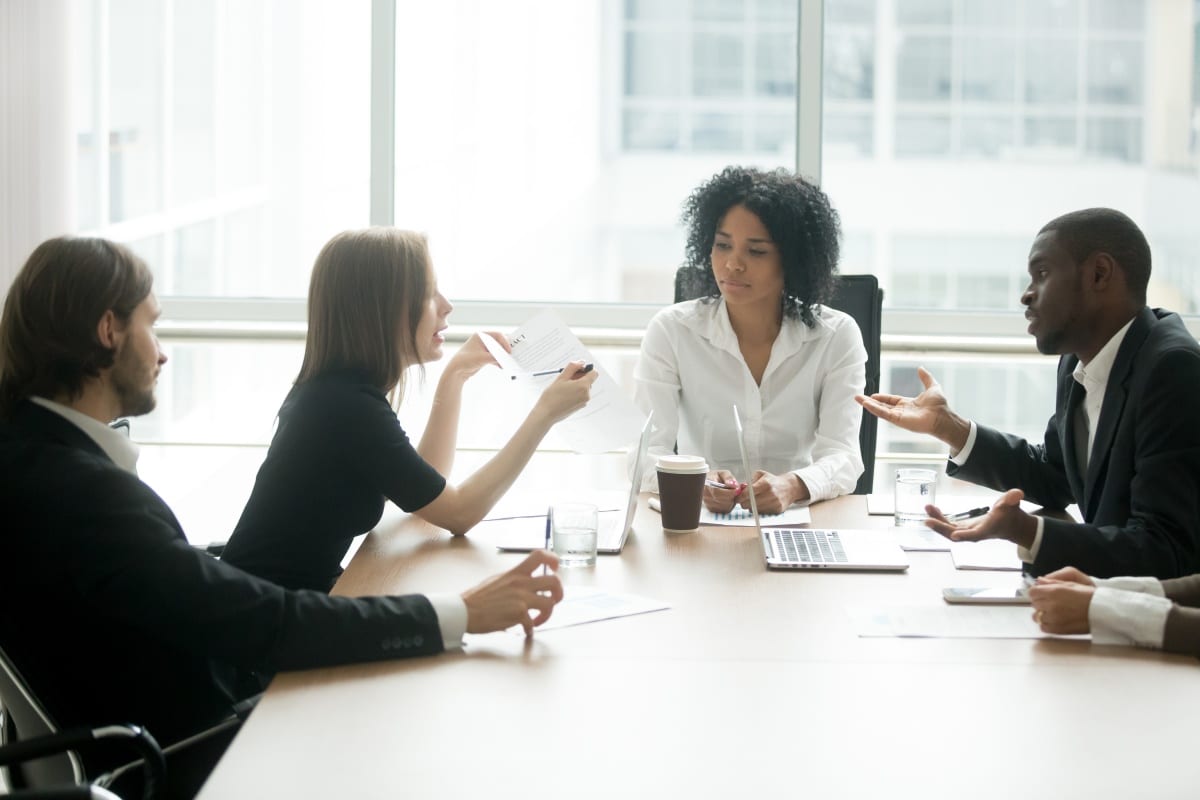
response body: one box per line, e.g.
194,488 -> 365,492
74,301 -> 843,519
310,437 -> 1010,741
679,166 -> 841,327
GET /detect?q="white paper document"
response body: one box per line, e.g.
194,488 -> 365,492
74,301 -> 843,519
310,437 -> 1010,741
509,586 -> 670,633
950,539 -> 1024,571
480,311 -> 646,453
891,525 -> 951,552
698,505 -> 812,527
848,605 -> 1080,639
482,489 -> 626,521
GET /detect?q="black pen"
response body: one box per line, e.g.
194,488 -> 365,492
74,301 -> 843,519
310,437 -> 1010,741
946,506 -> 989,522
511,363 -> 594,380
542,507 -> 552,576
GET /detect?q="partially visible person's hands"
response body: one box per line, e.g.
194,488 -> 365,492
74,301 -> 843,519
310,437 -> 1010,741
924,488 -> 1038,550
1028,581 -> 1095,635
737,470 -> 808,515
1037,566 -> 1096,587
855,367 -> 970,452
532,361 -> 598,425
446,331 -> 507,381
703,469 -> 742,513
461,551 -> 564,637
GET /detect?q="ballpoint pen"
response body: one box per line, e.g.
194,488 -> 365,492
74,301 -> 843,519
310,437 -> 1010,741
945,506 -> 989,522
511,363 -> 594,380
543,506 -> 552,576
705,479 -> 748,497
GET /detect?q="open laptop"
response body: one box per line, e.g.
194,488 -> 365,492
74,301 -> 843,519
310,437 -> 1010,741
494,411 -> 653,555
733,406 -> 908,572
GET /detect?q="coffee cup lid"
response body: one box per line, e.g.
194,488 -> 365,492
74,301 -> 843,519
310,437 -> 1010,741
656,455 -> 708,475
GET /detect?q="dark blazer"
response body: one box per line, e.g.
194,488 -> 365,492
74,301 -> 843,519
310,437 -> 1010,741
949,307 -> 1200,579
0,402 -> 444,789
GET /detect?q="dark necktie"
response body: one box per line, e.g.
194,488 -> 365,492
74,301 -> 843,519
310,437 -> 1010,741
1072,379 -> 1089,482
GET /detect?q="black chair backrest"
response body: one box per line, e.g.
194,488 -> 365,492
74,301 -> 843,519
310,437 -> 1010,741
671,267 -> 883,494
824,275 -> 883,494
0,644 -> 81,789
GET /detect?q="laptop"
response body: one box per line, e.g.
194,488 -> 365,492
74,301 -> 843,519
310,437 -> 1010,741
733,406 -> 908,572
494,411 -> 653,555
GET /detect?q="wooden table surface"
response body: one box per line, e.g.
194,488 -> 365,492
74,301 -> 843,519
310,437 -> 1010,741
198,495 -> 1200,799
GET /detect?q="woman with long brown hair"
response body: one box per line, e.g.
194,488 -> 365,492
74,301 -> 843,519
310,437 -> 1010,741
222,228 -> 596,592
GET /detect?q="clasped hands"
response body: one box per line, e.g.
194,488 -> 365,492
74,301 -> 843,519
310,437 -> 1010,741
704,469 -> 808,515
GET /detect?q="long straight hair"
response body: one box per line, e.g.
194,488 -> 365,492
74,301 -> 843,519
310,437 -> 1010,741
0,237 -> 153,419
296,228 -> 431,400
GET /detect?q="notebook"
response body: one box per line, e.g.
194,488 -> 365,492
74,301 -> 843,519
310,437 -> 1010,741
733,405 -> 909,572
493,411 -> 653,555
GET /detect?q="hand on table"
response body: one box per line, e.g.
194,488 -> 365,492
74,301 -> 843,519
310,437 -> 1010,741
461,550 -> 564,637
736,470 -> 808,515
703,470 -> 743,513
1028,580 -> 1095,635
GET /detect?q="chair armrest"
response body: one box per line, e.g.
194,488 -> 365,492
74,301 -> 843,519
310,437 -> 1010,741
0,724 -> 164,800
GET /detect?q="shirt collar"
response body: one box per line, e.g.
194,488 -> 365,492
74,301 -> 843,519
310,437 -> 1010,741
1072,318 -> 1135,393
30,396 -> 141,474
684,297 -> 831,355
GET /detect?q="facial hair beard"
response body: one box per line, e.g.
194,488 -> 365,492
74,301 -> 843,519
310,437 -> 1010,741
111,340 -> 157,417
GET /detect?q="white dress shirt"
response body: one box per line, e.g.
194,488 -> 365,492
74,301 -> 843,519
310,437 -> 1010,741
31,396 -> 141,474
633,298 -> 866,502
1089,576 -> 1170,648
29,396 -> 468,649
952,319 -> 1135,563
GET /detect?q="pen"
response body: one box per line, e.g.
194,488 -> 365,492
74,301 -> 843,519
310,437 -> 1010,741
705,479 -> 748,497
511,363 -> 594,380
543,507 -> 552,576
945,506 -> 989,522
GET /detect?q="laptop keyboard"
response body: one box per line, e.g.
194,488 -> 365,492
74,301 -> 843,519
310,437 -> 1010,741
772,529 -> 848,564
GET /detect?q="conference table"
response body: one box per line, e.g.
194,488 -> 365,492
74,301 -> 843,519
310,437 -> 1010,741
198,494 -> 1200,799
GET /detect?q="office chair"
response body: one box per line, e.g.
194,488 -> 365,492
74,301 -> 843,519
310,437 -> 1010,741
0,644 -> 257,799
0,644 -> 164,799
672,268 -> 884,494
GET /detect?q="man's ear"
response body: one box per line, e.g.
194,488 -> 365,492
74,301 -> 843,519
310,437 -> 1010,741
96,309 -> 122,349
1086,251 -> 1117,292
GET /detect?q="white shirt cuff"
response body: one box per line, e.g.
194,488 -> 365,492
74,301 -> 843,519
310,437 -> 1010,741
1017,516 -> 1044,563
948,420 -> 978,464
427,593 -> 468,651
1093,576 -> 1166,596
790,469 -> 817,506
1088,586 -> 1172,648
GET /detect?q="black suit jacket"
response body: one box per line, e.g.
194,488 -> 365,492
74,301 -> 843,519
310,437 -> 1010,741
0,402 -> 444,786
948,307 -> 1200,579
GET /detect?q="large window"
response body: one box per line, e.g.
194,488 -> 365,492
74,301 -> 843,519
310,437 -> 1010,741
53,0 -> 1200,463
391,0 -> 799,306
73,0 -> 372,299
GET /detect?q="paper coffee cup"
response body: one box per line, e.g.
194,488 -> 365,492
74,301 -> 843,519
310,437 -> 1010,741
656,455 -> 708,533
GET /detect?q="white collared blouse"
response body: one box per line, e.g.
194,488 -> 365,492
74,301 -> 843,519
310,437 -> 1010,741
634,297 -> 866,502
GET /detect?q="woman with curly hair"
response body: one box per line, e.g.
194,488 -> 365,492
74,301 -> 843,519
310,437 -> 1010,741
634,166 -> 865,514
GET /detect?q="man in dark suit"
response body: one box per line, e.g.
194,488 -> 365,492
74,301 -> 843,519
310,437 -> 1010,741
857,208 -> 1200,579
0,237 -> 563,799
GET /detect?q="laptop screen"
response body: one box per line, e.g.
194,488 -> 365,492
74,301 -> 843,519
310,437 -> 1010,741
732,405 -> 762,531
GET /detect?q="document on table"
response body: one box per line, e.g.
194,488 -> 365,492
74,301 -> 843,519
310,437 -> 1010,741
697,505 -> 812,527
950,539 -> 1023,570
848,605 -> 1082,639
866,493 -> 1042,517
483,489 -> 626,521
505,586 -> 670,633
890,525 -> 951,552
480,311 -> 646,453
